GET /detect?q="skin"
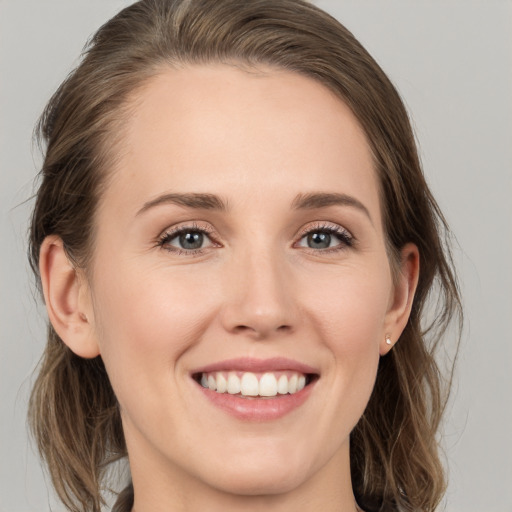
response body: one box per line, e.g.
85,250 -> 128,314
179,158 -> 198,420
40,64 -> 419,512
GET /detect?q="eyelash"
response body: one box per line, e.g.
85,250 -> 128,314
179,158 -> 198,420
157,222 -> 218,256
157,221 -> 354,256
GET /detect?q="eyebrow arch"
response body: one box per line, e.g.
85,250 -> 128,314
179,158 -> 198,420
137,192 -> 228,216
292,192 -> 373,224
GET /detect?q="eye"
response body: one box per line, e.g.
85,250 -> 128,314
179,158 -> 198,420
296,224 -> 353,251
172,231 -> 208,250
158,224 -> 217,253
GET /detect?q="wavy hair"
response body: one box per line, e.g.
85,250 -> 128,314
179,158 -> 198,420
28,1 -> 462,511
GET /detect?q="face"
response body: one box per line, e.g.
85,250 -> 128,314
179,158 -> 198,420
84,65 -> 408,499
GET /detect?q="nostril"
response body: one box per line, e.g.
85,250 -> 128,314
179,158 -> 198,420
232,323 -> 292,337
233,324 -> 251,333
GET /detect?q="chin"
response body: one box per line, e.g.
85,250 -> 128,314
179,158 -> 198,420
194,444 -> 316,497
207,466 -> 308,497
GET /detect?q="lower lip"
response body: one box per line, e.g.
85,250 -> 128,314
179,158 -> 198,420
195,380 -> 316,421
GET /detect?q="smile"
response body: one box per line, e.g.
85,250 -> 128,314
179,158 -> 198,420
198,371 -> 311,397
191,358 -> 319,420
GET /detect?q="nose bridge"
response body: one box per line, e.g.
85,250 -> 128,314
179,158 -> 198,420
221,241 -> 297,337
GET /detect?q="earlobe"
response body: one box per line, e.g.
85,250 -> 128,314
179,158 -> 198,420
380,243 -> 420,355
39,235 -> 100,358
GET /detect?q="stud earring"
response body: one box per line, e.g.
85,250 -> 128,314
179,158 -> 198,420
385,335 -> 392,346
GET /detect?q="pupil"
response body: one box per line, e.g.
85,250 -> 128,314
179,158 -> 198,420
179,231 -> 203,249
308,232 -> 331,249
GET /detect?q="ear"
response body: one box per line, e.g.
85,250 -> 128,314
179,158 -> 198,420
39,235 -> 100,358
380,243 -> 420,356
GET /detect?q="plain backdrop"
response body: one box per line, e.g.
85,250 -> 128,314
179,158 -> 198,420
1,1 -> 511,511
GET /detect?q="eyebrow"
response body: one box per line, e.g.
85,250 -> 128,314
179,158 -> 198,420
292,192 -> 373,223
137,192 -> 228,216
136,190 -> 372,223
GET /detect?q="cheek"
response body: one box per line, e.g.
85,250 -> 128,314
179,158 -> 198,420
303,263 -> 391,346
301,265 -> 390,401
89,262 -> 220,394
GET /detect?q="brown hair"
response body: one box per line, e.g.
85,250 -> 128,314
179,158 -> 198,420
28,1 -> 462,511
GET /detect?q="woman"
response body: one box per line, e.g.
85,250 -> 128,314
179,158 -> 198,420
28,0 -> 461,511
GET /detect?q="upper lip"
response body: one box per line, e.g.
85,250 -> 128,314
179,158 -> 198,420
191,357 -> 318,375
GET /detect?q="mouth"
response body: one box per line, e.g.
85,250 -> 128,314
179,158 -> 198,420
193,370 -> 317,398
190,358 -> 319,420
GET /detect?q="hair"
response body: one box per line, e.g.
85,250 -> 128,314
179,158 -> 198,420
28,1 -> 462,511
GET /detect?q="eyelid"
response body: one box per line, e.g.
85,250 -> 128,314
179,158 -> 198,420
158,221 -> 214,239
297,220 -> 351,236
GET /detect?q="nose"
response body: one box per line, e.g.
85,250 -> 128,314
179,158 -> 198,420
220,249 -> 299,340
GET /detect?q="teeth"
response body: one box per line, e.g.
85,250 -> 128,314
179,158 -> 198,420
277,375 -> 288,394
227,372 -> 241,394
288,374 -> 298,394
241,373 -> 259,396
259,373 -> 277,397
216,372 -> 227,393
199,371 -> 309,397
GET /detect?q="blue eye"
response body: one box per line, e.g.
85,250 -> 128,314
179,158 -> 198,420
297,225 -> 353,250
159,227 -> 215,252
175,231 -> 205,250
306,232 -> 333,249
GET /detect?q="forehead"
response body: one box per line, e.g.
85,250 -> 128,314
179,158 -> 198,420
101,64 -> 380,221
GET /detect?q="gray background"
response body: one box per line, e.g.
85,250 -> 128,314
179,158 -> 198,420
1,1 -> 511,511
